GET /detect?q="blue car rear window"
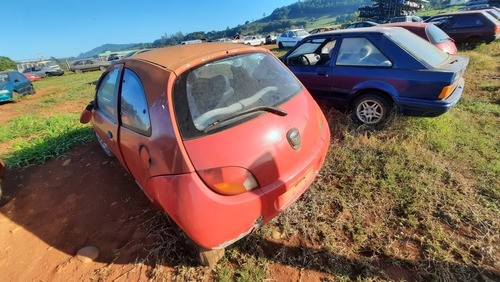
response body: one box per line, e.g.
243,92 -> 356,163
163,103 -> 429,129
389,29 -> 448,66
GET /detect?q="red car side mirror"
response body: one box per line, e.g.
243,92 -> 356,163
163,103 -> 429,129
80,101 -> 95,124
80,110 -> 92,124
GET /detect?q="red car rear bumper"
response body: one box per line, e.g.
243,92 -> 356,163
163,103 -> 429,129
145,124 -> 330,249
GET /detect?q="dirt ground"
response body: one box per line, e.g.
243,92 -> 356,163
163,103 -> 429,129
0,142 -> 164,280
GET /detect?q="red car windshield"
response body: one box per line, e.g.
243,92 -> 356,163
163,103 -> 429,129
174,52 -> 302,138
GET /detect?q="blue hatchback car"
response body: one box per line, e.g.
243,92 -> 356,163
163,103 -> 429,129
0,71 -> 35,103
281,27 -> 469,125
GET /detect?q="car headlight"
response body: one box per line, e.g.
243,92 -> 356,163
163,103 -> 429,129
0,89 -> 10,94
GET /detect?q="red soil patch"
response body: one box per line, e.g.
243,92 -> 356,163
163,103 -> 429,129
0,142 -> 172,280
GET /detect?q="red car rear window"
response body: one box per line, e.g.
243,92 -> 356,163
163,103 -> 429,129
173,52 -> 302,139
426,24 -> 452,44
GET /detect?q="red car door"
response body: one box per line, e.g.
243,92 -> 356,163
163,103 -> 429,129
115,67 -> 154,190
93,64 -> 128,168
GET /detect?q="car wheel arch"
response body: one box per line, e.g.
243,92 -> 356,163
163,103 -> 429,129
348,88 -> 395,109
347,81 -> 399,109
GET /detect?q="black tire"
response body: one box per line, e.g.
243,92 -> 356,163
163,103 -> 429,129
464,36 -> 482,50
75,69 -> 83,74
12,91 -> 20,100
29,85 -> 36,95
352,93 -> 393,126
278,42 -> 284,49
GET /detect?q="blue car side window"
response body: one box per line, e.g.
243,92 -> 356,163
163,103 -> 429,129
336,38 -> 391,67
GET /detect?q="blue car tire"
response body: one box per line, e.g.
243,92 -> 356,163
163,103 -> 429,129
353,93 -> 393,126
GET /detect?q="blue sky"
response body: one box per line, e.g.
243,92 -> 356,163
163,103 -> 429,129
1,0 -> 297,61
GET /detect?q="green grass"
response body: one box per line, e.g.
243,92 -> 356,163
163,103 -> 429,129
0,71 -> 100,168
1,41 -> 499,280
0,113 -> 94,167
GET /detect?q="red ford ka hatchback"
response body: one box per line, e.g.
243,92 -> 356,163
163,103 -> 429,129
80,43 -> 330,265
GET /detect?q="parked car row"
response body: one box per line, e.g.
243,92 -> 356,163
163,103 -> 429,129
425,9 -> 500,45
343,9 -> 499,48
76,27 -> 472,265
346,21 -> 458,54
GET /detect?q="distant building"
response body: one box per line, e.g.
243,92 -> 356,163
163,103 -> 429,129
359,0 -> 428,22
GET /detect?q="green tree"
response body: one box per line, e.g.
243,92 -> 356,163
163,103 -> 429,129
0,56 -> 17,71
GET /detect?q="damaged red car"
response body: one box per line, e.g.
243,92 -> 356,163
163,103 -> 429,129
80,43 -> 330,266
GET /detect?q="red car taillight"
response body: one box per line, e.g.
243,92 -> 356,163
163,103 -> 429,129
198,167 -> 260,196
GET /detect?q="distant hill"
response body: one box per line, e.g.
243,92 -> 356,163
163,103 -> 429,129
76,0 -> 446,57
152,0 -> 371,46
76,43 -> 146,59
260,0 -> 371,22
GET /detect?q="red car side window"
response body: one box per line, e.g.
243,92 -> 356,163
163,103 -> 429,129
96,67 -> 122,123
120,69 -> 151,136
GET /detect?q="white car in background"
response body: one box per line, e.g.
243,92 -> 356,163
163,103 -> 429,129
243,35 -> 266,46
276,29 -> 310,48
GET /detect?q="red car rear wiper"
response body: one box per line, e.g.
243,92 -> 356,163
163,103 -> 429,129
204,106 -> 288,132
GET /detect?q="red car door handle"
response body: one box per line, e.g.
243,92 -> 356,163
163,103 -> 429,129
107,131 -> 113,139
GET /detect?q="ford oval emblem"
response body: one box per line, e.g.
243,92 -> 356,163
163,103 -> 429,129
287,128 -> 301,150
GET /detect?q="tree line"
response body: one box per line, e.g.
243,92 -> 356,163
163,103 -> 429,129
152,0 -> 370,47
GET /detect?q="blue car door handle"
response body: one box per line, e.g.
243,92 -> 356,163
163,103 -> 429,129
318,71 -> 328,77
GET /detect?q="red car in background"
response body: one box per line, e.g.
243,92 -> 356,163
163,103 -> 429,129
426,10 -> 500,46
80,43 -> 330,266
24,73 -> 41,82
381,22 -> 458,54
